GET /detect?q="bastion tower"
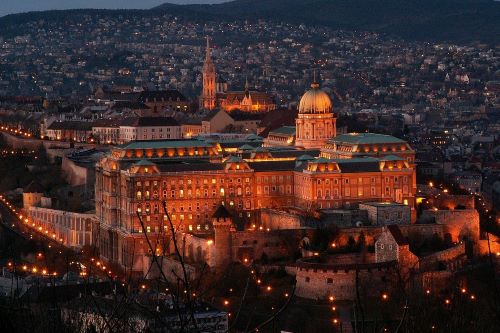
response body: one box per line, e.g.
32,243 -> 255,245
212,205 -> 234,269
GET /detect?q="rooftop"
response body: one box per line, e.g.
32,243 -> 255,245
117,139 -> 215,150
268,126 -> 296,136
330,133 -> 406,145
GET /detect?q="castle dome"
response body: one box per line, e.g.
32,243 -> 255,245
298,82 -> 332,114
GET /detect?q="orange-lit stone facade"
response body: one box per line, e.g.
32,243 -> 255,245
294,157 -> 415,213
320,133 -> 415,164
95,139 -> 417,272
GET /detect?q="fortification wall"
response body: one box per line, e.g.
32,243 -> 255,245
61,156 -> 89,187
419,243 -> 466,271
422,209 -> 480,242
335,224 -> 445,247
260,209 -> 303,230
1,131 -> 95,151
1,131 -> 43,149
429,194 -> 475,210
478,233 -> 500,256
231,229 -> 314,263
295,258 -> 397,300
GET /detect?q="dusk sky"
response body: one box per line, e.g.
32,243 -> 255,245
0,0 -> 228,17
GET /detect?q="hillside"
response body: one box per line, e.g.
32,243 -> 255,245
0,0 -> 499,43
160,0 -> 500,43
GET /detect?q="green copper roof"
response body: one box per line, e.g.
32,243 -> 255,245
133,159 -> 156,166
118,140 -> 215,150
269,126 -> 296,135
225,156 -> 243,163
312,157 -> 331,163
296,154 -> 315,161
331,133 -> 406,145
245,134 -> 263,141
238,144 -> 255,151
333,157 -> 380,163
380,155 -> 405,161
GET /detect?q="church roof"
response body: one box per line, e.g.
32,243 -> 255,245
223,91 -> 274,104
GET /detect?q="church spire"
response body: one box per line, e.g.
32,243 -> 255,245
201,36 -> 216,110
244,76 -> 250,97
205,36 -> 211,59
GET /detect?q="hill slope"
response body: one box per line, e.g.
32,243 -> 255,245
0,0 -> 498,43
156,0 -> 500,43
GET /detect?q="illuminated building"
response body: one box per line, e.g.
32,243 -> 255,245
95,79 -> 417,274
199,38 -> 275,113
295,80 -> 336,149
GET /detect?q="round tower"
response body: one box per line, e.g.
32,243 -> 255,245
212,205 -> 234,269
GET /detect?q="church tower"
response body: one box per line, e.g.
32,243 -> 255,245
200,37 -> 216,110
295,73 -> 336,149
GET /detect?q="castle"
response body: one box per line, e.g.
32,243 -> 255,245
95,74 -> 418,276
199,38 -> 276,113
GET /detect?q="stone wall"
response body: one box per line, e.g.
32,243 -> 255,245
0,131 -> 43,150
1,131 -> 95,150
359,203 -> 410,225
422,209 -> 480,242
421,271 -> 454,293
180,233 -> 215,267
419,243 -> 466,271
62,156 -> 91,187
145,256 -> 197,283
478,233 -> 500,256
334,224 -> 445,248
231,229 -> 314,263
295,256 -> 397,300
260,209 -> 303,230
429,194 -> 475,210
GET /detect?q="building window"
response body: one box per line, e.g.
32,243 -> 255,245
305,277 -> 310,283
327,278 -> 333,284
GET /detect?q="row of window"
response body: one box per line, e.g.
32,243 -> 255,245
136,177 -> 251,188
136,187 -> 252,200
